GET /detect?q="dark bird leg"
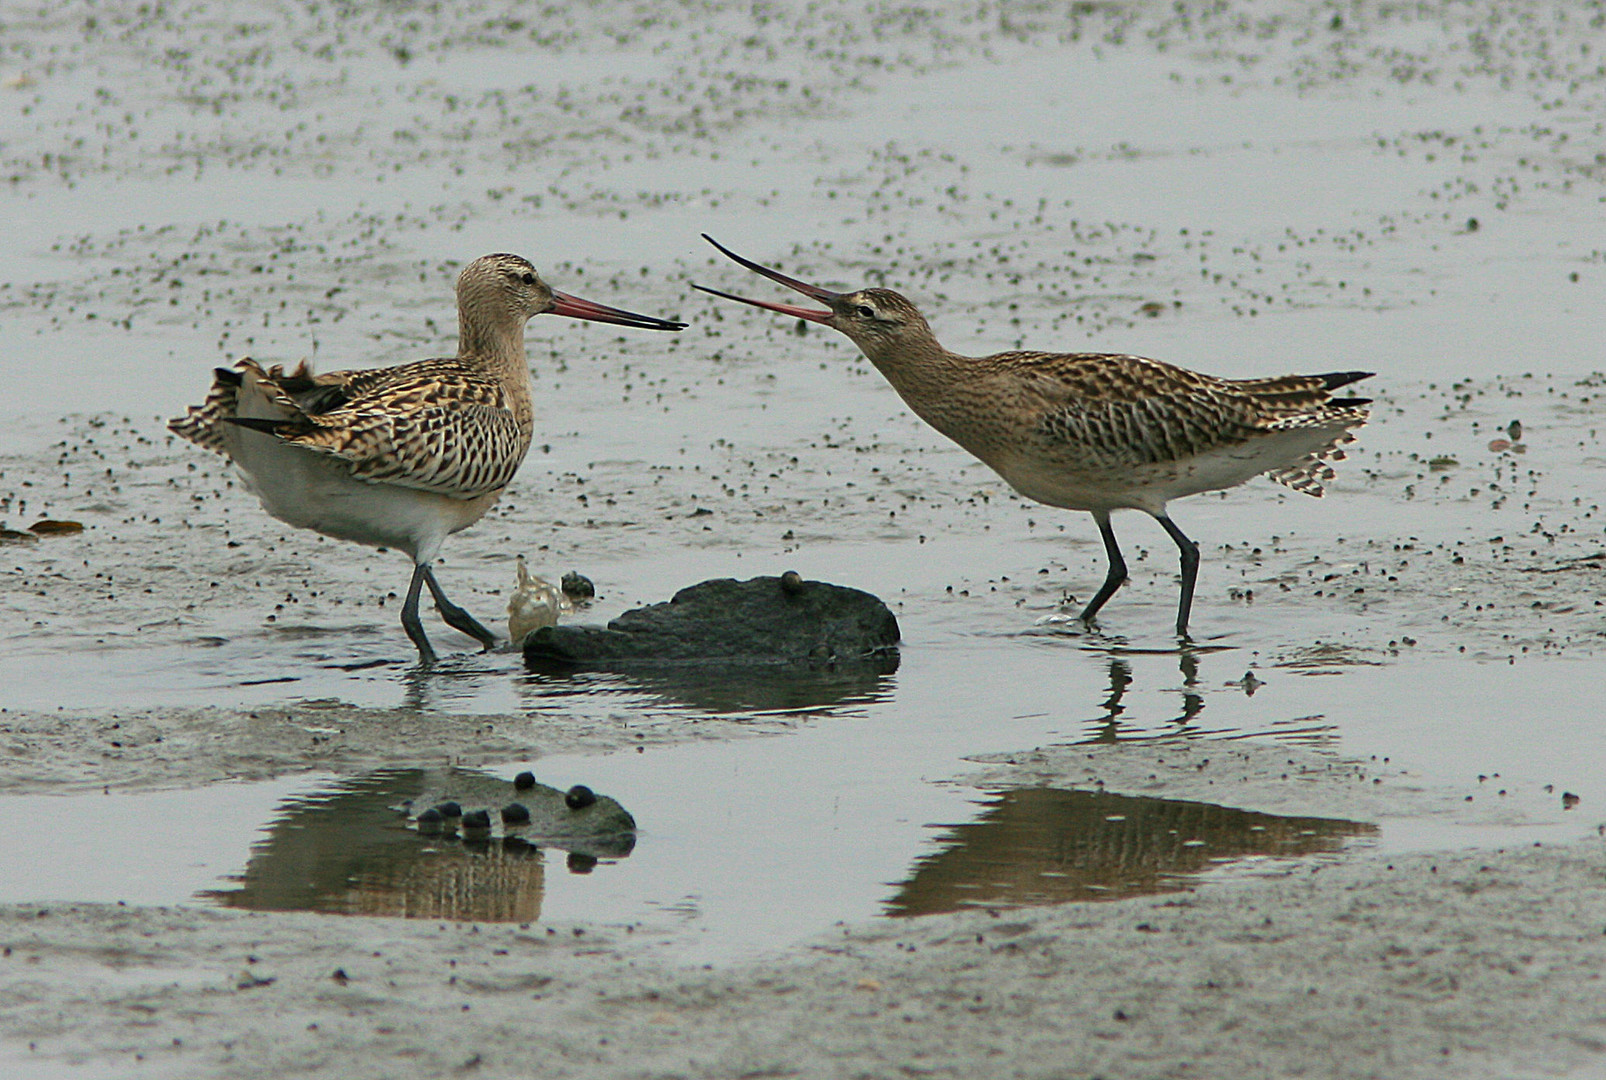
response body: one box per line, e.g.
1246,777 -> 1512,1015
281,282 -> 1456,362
421,563 -> 498,650
1155,514 -> 1201,638
1079,510 -> 1129,625
402,564 -> 438,664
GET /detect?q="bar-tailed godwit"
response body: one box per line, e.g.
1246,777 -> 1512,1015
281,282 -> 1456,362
171,253 -> 684,662
694,236 -> 1371,637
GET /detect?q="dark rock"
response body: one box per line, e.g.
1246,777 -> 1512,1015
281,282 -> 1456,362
523,575 -> 899,668
433,801 -> 462,819
513,771 -> 536,791
565,785 -> 596,810
461,808 -> 492,832
560,572 -> 595,600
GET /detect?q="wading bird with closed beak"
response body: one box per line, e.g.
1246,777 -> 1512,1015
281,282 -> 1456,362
171,253 -> 684,662
694,235 -> 1370,637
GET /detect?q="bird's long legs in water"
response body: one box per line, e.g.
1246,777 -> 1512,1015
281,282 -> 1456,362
401,564 -> 437,665
400,563 -> 498,664
1155,514 -> 1200,638
422,563 -> 497,650
1078,511 -> 1200,638
1078,510 -> 1129,627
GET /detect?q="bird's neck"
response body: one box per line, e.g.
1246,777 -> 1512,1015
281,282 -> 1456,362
458,312 -> 534,430
860,333 -> 971,411
860,334 -> 1013,459
458,311 -> 530,376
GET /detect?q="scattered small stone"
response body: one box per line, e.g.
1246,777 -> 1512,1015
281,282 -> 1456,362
560,572 -> 595,600
461,809 -> 491,831
513,771 -> 536,790
434,801 -> 462,819
565,785 -> 596,810
501,802 -> 531,825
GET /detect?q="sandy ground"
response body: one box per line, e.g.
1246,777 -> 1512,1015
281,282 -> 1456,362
6,0 -> 1606,1075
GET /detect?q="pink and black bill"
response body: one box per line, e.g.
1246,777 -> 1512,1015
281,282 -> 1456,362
549,290 -> 686,331
692,235 -> 841,324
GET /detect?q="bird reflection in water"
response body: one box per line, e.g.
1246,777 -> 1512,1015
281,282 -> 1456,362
203,767 -> 634,923
1083,646 -> 1209,743
886,786 -> 1375,917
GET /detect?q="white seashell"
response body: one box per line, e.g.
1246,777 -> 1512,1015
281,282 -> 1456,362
507,555 -> 563,643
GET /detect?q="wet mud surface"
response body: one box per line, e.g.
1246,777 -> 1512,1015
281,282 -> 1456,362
3,0 -> 1606,1075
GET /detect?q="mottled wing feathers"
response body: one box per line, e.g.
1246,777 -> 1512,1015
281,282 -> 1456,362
167,366 -> 243,455
1014,353 -> 1371,497
169,357 -> 531,499
306,397 -> 528,496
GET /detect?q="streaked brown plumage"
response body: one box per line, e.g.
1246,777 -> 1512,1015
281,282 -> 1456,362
694,235 -> 1372,636
171,253 -> 684,662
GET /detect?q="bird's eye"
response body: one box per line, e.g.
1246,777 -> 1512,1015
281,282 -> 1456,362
854,304 -> 876,320
521,272 -> 536,285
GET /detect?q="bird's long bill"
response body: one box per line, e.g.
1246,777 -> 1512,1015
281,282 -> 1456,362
695,234 -> 840,323
548,290 -> 686,331
691,282 -> 835,324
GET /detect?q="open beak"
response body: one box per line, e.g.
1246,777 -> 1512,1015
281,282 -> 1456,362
691,234 -> 840,324
548,290 -> 686,331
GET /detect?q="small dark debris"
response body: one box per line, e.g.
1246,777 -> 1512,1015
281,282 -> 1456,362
28,519 -> 84,536
560,572 -> 595,600
501,802 -> 531,826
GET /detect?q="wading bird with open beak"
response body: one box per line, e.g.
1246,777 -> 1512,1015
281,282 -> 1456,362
171,253 -> 684,662
694,235 -> 1370,637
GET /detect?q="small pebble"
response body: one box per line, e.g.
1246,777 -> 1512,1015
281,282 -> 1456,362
461,809 -> 492,831
513,771 -> 536,790
501,802 -> 531,825
565,785 -> 596,810
434,801 -> 462,819
780,569 -> 805,595
416,808 -> 444,833
561,572 -> 595,600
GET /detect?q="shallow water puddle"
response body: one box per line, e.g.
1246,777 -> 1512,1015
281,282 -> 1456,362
0,758 -> 1374,961
2,638 -> 1598,963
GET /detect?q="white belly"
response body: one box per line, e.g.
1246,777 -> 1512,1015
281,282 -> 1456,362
222,380 -> 499,562
992,425 -> 1348,515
